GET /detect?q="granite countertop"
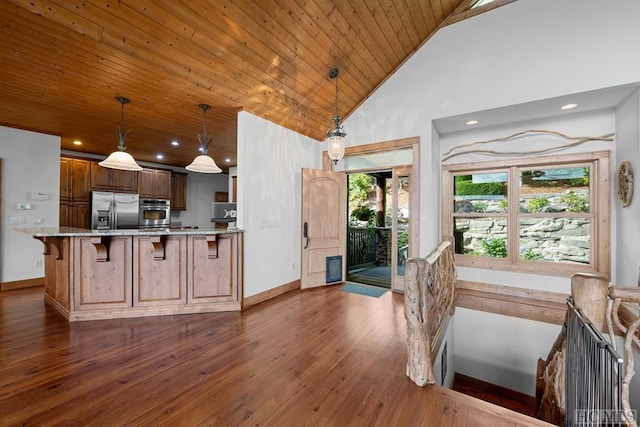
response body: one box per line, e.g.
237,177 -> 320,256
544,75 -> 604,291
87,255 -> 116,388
15,226 -> 243,237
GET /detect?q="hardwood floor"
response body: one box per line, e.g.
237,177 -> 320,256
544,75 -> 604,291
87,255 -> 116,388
1,286 -> 552,426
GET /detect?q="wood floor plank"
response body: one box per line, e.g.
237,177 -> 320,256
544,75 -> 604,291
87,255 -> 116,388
0,287 -> 552,426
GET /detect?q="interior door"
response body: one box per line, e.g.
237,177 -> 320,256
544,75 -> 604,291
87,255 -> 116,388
301,168 -> 346,289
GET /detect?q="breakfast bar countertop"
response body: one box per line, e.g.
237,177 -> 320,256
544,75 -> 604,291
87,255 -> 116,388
15,226 -> 243,237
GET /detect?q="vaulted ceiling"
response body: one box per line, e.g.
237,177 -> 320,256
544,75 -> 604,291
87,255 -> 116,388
0,0 -> 513,171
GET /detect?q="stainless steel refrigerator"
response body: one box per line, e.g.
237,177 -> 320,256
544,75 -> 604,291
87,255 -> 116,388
91,191 -> 140,230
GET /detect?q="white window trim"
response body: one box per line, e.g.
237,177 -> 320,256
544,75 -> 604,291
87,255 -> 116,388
441,151 -> 610,278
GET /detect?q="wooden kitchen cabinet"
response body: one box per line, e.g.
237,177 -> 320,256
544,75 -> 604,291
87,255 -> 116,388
90,161 -> 138,192
133,235 -> 187,306
30,230 -> 242,321
171,172 -> 188,210
60,157 -> 91,227
71,159 -> 91,199
138,168 -> 171,199
73,236 -> 133,311
60,157 -> 72,200
187,233 -> 240,304
71,202 -> 90,229
60,200 -> 90,229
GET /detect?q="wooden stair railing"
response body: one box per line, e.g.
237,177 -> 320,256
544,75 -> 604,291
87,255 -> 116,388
404,239 -> 456,386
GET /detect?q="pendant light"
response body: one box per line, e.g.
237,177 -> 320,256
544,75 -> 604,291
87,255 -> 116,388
98,96 -> 142,171
325,68 -> 346,165
186,103 -> 222,173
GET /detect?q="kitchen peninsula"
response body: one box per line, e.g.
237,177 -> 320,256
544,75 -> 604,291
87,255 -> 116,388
18,227 -> 242,321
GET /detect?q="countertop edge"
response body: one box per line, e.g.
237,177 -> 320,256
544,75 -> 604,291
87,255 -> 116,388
14,227 -> 244,237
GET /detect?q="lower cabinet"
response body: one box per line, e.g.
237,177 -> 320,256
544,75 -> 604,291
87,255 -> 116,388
39,232 -> 242,321
133,235 -> 187,306
187,234 -> 239,304
74,236 -> 133,311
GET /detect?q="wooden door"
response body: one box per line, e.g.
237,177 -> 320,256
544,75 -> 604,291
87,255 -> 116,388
301,168 -> 346,289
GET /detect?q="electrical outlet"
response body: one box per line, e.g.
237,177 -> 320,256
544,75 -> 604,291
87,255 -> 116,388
34,259 -> 43,268
9,216 -> 26,225
291,262 -> 296,271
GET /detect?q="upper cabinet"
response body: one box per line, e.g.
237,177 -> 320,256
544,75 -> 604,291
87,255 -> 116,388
60,157 -> 91,200
171,172 -> 188,210
60,157 -> 92,228
138,168 -> 172,199
90,162 -> 138,193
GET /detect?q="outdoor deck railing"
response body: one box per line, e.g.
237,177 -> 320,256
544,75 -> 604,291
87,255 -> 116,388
347,227 -> 377,269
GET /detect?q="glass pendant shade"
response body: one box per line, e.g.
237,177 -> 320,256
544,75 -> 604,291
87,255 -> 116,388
99,96 -> 142,171
99,150 -> 143,171
187,103 -> 222,173
186,154 -> 222,173
326,129 -> 346,165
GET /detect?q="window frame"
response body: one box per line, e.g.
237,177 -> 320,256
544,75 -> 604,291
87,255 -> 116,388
441,151 -> 610,278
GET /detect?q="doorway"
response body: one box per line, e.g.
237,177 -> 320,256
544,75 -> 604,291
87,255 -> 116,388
346,168 -> 411,290
317,136 -> 419,292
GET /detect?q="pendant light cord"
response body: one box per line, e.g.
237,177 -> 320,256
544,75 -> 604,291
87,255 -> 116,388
115,96 -> 130,151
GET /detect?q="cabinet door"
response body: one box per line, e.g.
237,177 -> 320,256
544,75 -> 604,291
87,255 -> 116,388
187,234 -> 238,304
74,236 -> 133,310
115,169 -> 138,192
171,173 -> 188,210
154,170 -> 172,199
90,161 -> 116,189
59,200 -> 71,227
137,168 -> 156,197
60,157 -> 72,200
133,235 -> 187,306
71,202 -> 90,229
71,159 -> 91,200
90,161 -> 138,192
139,169 -> 171,198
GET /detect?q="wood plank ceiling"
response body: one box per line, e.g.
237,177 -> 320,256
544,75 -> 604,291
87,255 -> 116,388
0,0 -> 513,170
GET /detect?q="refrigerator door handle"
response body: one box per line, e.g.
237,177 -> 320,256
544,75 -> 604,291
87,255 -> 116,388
112,200 -> 117,230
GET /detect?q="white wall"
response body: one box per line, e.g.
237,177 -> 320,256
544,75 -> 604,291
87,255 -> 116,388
615,90 -> 640,286
0,126 -> 60,283
237,111 -> 321,297
339,0 -> 640,395
454,308 -> 560,393
345,0 -> 640,254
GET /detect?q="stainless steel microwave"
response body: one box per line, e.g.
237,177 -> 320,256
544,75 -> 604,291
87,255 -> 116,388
139,199 -> 170,228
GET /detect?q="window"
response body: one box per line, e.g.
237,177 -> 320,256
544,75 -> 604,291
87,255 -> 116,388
442,151 -> 610,277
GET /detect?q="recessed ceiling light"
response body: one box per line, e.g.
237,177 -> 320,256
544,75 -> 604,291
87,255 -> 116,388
561,103 -> 578,110
466,120 -> 478,126
225,158 -> 231,163
72,140 -> 83,146
156,154 -> 164,160
171,140 -> 179,146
